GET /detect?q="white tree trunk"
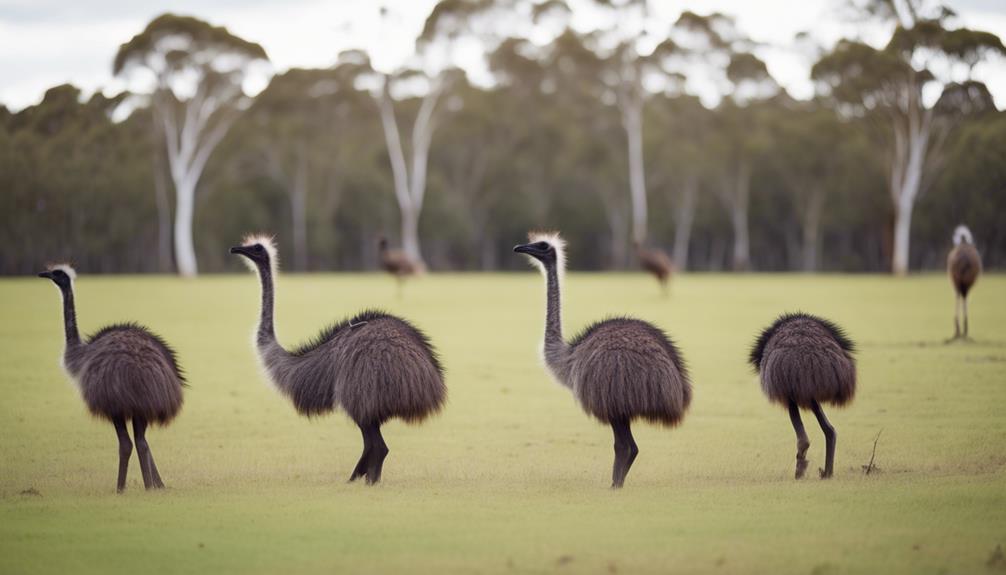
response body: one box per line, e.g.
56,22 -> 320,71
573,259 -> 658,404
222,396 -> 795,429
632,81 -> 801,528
375,80 -> 440,267
158,92 -> 237,277
623,98 -> 647,245
172,177 -> 198,277
730,162 -> 751,271
672,175 -> 698,271
890,109 -> 930,276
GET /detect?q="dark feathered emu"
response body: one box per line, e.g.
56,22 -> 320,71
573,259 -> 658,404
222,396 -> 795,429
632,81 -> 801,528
231,235 -> 446,485
378,236 -> 422,297
749,312 -> 856,479
38,264 -> 184,493
514,232 -> 692,488
947,225 -> 982,341
634,241 -> 673,296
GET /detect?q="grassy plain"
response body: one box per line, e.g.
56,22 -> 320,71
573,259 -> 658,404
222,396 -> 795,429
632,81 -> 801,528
1,272 -> 1004,574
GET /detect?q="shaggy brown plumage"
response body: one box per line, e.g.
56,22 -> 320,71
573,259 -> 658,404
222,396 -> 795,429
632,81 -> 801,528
947,225 -> 982,340
39,265 -> 184,492
567,318 -> 690,427
749,312 -> 856,479
634,242 -> 673,296
232,235 -> 446,485
69,323 -> 186,424
515,232 -> 692,488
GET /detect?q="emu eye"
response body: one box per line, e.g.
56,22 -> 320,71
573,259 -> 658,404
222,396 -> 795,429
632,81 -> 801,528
535,242 -> 549,250
253,245 -> 265,252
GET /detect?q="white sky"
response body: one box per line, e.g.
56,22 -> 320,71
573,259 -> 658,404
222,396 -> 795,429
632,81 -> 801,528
1,0 -> 1005,111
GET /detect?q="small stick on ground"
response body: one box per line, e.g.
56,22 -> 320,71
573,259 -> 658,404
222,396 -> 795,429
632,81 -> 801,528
862,429 -> 883,475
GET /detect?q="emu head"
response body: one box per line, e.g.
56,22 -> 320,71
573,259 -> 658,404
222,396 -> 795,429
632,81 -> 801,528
230,235 -> 278,274
37,263 -> 76,291
953,225 -> 973,246
513,231 -> 566,273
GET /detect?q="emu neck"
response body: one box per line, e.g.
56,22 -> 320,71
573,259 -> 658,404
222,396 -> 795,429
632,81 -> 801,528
543,262 -> 570,378
256,261 -> 278,346
60,284 -> 81,347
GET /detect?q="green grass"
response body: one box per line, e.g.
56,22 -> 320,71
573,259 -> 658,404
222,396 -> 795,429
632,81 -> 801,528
1,272 -> 1004,574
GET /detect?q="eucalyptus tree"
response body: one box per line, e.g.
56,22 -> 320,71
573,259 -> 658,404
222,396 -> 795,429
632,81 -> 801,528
113,14 -> 269,276
691,18 -> 778,271
812,0 -> 1003,274
646,93 -> 713,270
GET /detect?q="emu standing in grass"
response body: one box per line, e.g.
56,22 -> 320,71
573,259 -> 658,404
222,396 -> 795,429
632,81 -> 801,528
378,236 -> 421,297
947,225 -> 981,341
514,232 -> 692,488
38,264 -> 184,493
231,235 -> 446,484
634,241 -> 673,296
750,313 -> 856,479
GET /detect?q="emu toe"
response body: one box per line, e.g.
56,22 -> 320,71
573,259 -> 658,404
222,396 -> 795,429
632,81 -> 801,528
795,458 -> 809,480
819,467 -> 833,480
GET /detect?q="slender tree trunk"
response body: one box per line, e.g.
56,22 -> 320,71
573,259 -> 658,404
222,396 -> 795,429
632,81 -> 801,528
889,92 -> 931,276
375,81 -> 439,268
158,96 -> 237,277
152,146 -> 172,273
291,148 -> 309,271
672,175 -> 698,271
623,98 -> 647,245
172,177 -> 197,277
802,188 -> 825,272
730,161 -> 751,271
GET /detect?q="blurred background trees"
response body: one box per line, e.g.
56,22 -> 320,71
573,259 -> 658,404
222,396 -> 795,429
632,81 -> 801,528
1,1 -> 1003,275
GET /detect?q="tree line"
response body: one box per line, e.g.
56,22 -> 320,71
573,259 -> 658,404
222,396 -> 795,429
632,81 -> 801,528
2,0 -> 1004,276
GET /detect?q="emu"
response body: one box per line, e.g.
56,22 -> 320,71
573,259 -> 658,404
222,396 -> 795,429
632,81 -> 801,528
231,235 -> 446,484
749,313 -> 856,479
514,232 -> 692,488
38,264 -> 184,493
947,225 -> 981,341
634,241 -> 673,296
378,236 -> 421,297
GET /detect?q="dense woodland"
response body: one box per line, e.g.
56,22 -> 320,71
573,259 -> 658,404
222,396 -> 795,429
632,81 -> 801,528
1,1 -> 1004,275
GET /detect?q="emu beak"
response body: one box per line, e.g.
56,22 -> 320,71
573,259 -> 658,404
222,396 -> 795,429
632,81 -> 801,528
37,271 -> 52,279
513,244 -> 534,255
230,246 -> 248,256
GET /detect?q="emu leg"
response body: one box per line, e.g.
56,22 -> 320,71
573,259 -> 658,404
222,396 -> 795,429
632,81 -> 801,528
611,419 -> 638,489
364,424 -> 389,485
788,401 -> 810,479
113,417 -> 133,493
132,418 -> 164,489
953,295 -> 962,340
810,401 -> 836,479
349,423 -> 372,483
963,296 -> 970,339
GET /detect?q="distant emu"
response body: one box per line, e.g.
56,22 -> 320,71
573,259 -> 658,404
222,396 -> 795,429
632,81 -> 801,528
378,236 -> 422,296
634,241 -> 673,296
514,232 -> 692,488
38,264 -> 184,493
231,235 -> 446,484
749,313 -> 856,479
947,225 -> 981,341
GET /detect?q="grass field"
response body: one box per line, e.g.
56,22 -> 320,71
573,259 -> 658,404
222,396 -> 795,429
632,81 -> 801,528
1,272 -> 1004,574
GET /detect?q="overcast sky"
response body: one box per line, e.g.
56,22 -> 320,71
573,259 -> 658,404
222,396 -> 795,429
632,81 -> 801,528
1,0 -> 1005,111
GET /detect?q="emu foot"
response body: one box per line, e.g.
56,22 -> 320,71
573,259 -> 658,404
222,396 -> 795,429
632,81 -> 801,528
819,467 -> 833,479
795,458 -> 809,479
